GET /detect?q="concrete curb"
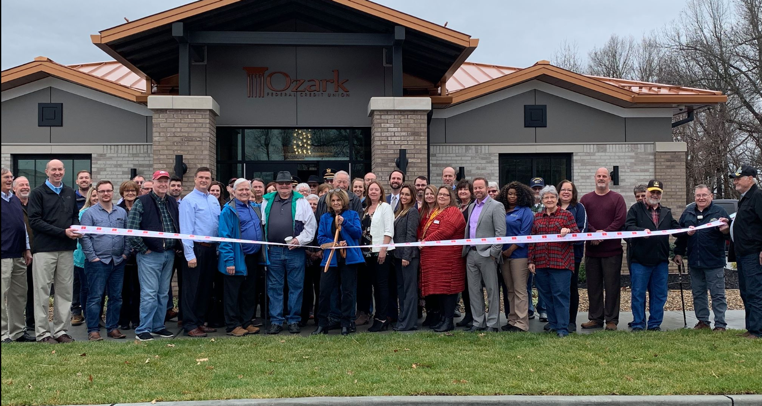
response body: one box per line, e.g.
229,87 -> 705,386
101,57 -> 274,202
78,395 -> 762,406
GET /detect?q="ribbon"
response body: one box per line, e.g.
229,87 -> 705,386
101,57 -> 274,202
70,217 -> 729,250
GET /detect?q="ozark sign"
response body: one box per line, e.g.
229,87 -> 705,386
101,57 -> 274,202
244,67 -> 350,98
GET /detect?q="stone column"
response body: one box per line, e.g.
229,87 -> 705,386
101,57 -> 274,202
368,97 -> 431,182
654,142 -> 687,221
148,96 -> 219,194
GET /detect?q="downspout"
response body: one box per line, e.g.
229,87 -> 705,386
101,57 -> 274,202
672,109 -> 695,128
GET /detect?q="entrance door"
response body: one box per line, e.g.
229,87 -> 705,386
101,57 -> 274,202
498,153 -> 572,188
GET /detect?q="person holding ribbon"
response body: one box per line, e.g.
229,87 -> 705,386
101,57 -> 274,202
527,185 -> 579,337
419,186 -> 467,332
312,189 -> 362,336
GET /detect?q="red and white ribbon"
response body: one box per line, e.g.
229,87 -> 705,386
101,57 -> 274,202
70,218 -> 728,250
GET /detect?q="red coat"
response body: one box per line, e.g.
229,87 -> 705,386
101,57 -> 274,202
418,206 -> 466,296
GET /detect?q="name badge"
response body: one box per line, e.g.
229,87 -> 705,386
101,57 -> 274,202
697,215 -> 703,220
433,220 -> 440,224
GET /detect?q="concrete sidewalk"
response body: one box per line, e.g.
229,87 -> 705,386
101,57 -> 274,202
67,395 -> 762,406
63,310 -> 748,342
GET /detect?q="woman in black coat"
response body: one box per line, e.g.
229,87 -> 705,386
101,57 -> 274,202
393,185 -> 421,331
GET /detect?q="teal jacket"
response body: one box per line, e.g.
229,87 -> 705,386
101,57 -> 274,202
217,199 -> 265,276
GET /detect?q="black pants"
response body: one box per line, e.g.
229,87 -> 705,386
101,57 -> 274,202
429,293 -> 458,320
569,261 -> 581,327
181,244 -> 216,332
318,262 -> 357,328
395,257 -> 419,330
368,253 -> 392,320
254,265 -> 267,318
301,263 -> 321,323
356,260 -> 372,315
119,260 -> 140,328
25,263 -> 34,330
167,252 -> 184,318
223,254 -> 259,332
72,264 -> 82,316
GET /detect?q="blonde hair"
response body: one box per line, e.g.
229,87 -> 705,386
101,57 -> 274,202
81,188 -> 98,212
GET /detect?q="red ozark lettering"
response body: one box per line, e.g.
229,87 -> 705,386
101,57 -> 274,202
244,67 -> 349,98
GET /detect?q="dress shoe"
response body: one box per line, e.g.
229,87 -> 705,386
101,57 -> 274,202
88,332 -> 103,341
108,329 -> 126,339
431,317 -> 447,331
568,323 -> 577,333
647,327 -> 662,332
311,326 -> 328,335
466,325 -> 486,333
228,326 -> 248,337
506,325 -> 527,333
326,320 -> 341,330
267,324 -> 283,335
71,315 -> 85,326
355,311 -> 370,326
39,336 -> 58,344
252,318 -> 263,327
486,327 -> 499,333
186,328 -> 207,337
739,331 -> 753,337
368,318 -> 389,332
713,327 -> 726,332
694,321 -> 711,330
341,327 -> 350,336
297,320 -> 308,328
56,334 -> 74,343
528,311 -> 536,320
605,322 -> 618,331
1,338 -> 11,344
543,323 -> 552,331
288,323 -> 301,334
500,324 -> 512,331
165,309 -> 179,322
456,315 -> 474,327
581,320 -> 603,329
422,311 -> 441,327
453,309 -> 462,318
434,318 -> 455,332
539,312 -> 548,322
15,332 -> 36,342
119,324 -> 132,331
199,325 -> 216,333
245,325 -> 260,335
349,322 -> 356,333
744,334 -> 760,339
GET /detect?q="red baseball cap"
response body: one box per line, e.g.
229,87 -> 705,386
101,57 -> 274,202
152,170 -> 171,180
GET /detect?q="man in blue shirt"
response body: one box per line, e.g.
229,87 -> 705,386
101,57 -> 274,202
80,180 -> 130,341
218,179 -> 264,336
179,167 -> 221,337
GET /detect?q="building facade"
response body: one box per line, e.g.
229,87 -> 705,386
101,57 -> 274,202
2,0 -> 726,216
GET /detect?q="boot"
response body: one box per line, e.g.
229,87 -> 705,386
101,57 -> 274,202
434,318 -> 455,332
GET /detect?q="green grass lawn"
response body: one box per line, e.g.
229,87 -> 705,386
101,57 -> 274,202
2,329 -> 760,406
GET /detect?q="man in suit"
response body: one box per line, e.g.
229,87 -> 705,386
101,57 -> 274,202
462,177 -> 506,332
387,170 -> 405,212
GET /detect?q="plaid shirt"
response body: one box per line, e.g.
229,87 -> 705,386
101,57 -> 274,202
126,192 -> 177,253
527,208 -> 579,270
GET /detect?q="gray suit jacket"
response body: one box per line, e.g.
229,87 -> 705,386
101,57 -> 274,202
462,197 -> 506,261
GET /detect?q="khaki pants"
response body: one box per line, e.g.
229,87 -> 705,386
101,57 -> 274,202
501,258 -> 529,331
2,257 -> 28,341
32,251 -> 73,340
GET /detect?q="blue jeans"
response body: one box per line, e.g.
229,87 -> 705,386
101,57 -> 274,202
689,266 -> 727,328
527,272 -> 546,315
84,260 -> 124,333
535,268 -> 571,336
737,253 -> 762,337
630,262 -> 668,330
135,251 -> 174,335
267,246 -> 305,325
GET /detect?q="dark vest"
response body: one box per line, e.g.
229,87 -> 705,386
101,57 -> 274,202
2,196 -> 27,259
137,193 -> 180,253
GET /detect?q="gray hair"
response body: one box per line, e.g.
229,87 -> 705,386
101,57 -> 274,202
1,167 -> 9,176
306,194 -> 319,202
539,185 -> 558,200
296,182 -> 310,192
12,176 -> 28,189
233,178 -> 251,190
488,181 -> 498,189
334,170 -> 350,180
633,184 -> 647,194
694,184 -> 710,192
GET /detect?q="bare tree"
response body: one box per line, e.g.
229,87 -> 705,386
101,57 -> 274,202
552,40 -> 584,73
587,34 -> 637,79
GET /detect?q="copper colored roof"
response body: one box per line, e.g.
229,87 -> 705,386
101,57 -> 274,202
69,61 -> 146,92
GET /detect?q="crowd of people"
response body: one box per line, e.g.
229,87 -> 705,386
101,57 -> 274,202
1,160 -> 761,343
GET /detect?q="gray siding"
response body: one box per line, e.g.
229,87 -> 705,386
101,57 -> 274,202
435,89 -> 671,144
2,87 -> 151,144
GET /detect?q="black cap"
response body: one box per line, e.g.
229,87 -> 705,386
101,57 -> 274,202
275,171 -> 292,183
647,179 -> 663,192
529,177 -> 545,188
729,165 -> 758,178
307,175 -> 321,184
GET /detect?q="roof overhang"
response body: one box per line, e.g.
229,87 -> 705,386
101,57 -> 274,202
2,57 -> 146,103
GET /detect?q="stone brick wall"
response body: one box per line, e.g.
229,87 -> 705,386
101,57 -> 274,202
151,109 -> 217,194
430,145 -> 499,186
573,144 -> 655,208
654,150 -> 687,220
1,153 -> 10,172
370,110 -> 428,182
92,144 -> 153,199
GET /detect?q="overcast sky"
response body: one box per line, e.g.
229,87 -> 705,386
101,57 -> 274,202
1,0 -> 688,70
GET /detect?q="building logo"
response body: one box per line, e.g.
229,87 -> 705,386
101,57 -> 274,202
244,67 -> 350,98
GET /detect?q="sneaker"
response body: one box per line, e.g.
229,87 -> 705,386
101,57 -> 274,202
528,313 -> 536,320
605,322 -> 618,331
88,332 -> 103,341
267,324 -> 283,335
136,332 -> 154,341
55,334 -> 74,343
539,312 -> 548,322
288,323 -> 301,334
647,327 -> 662,332
693,321 -> 711,330
71,315 -> 85,326
631,327 -> 644,332
245,325 -> 260,335
154,329 -> 174,338
227,326 -> 247,337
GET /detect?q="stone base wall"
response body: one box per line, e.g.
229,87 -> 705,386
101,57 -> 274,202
370,110 -> 428,182
92,145 -> 154,196
430,145 -> 498,186
655,150 -> 688,220
151,109 -> 217,194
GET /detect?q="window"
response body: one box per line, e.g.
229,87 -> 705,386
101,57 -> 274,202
13,154 -> 92,190
499,153 -> 572,188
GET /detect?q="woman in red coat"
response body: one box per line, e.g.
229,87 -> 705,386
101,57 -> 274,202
419,186 -> 466,332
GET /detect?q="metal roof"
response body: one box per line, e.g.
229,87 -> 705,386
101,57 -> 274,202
68,61 -> 146,92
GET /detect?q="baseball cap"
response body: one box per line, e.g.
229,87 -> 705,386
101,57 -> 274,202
647,179 -> 663,192
529,177 -> 545,188
729,165 -> 758,178
152,170 -> 170,180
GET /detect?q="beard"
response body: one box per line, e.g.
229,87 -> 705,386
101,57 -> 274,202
646,197 -> 661,206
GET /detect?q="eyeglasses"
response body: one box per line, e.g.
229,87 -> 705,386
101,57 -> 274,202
97,190 -> 114,194
123,190 -> 137,194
